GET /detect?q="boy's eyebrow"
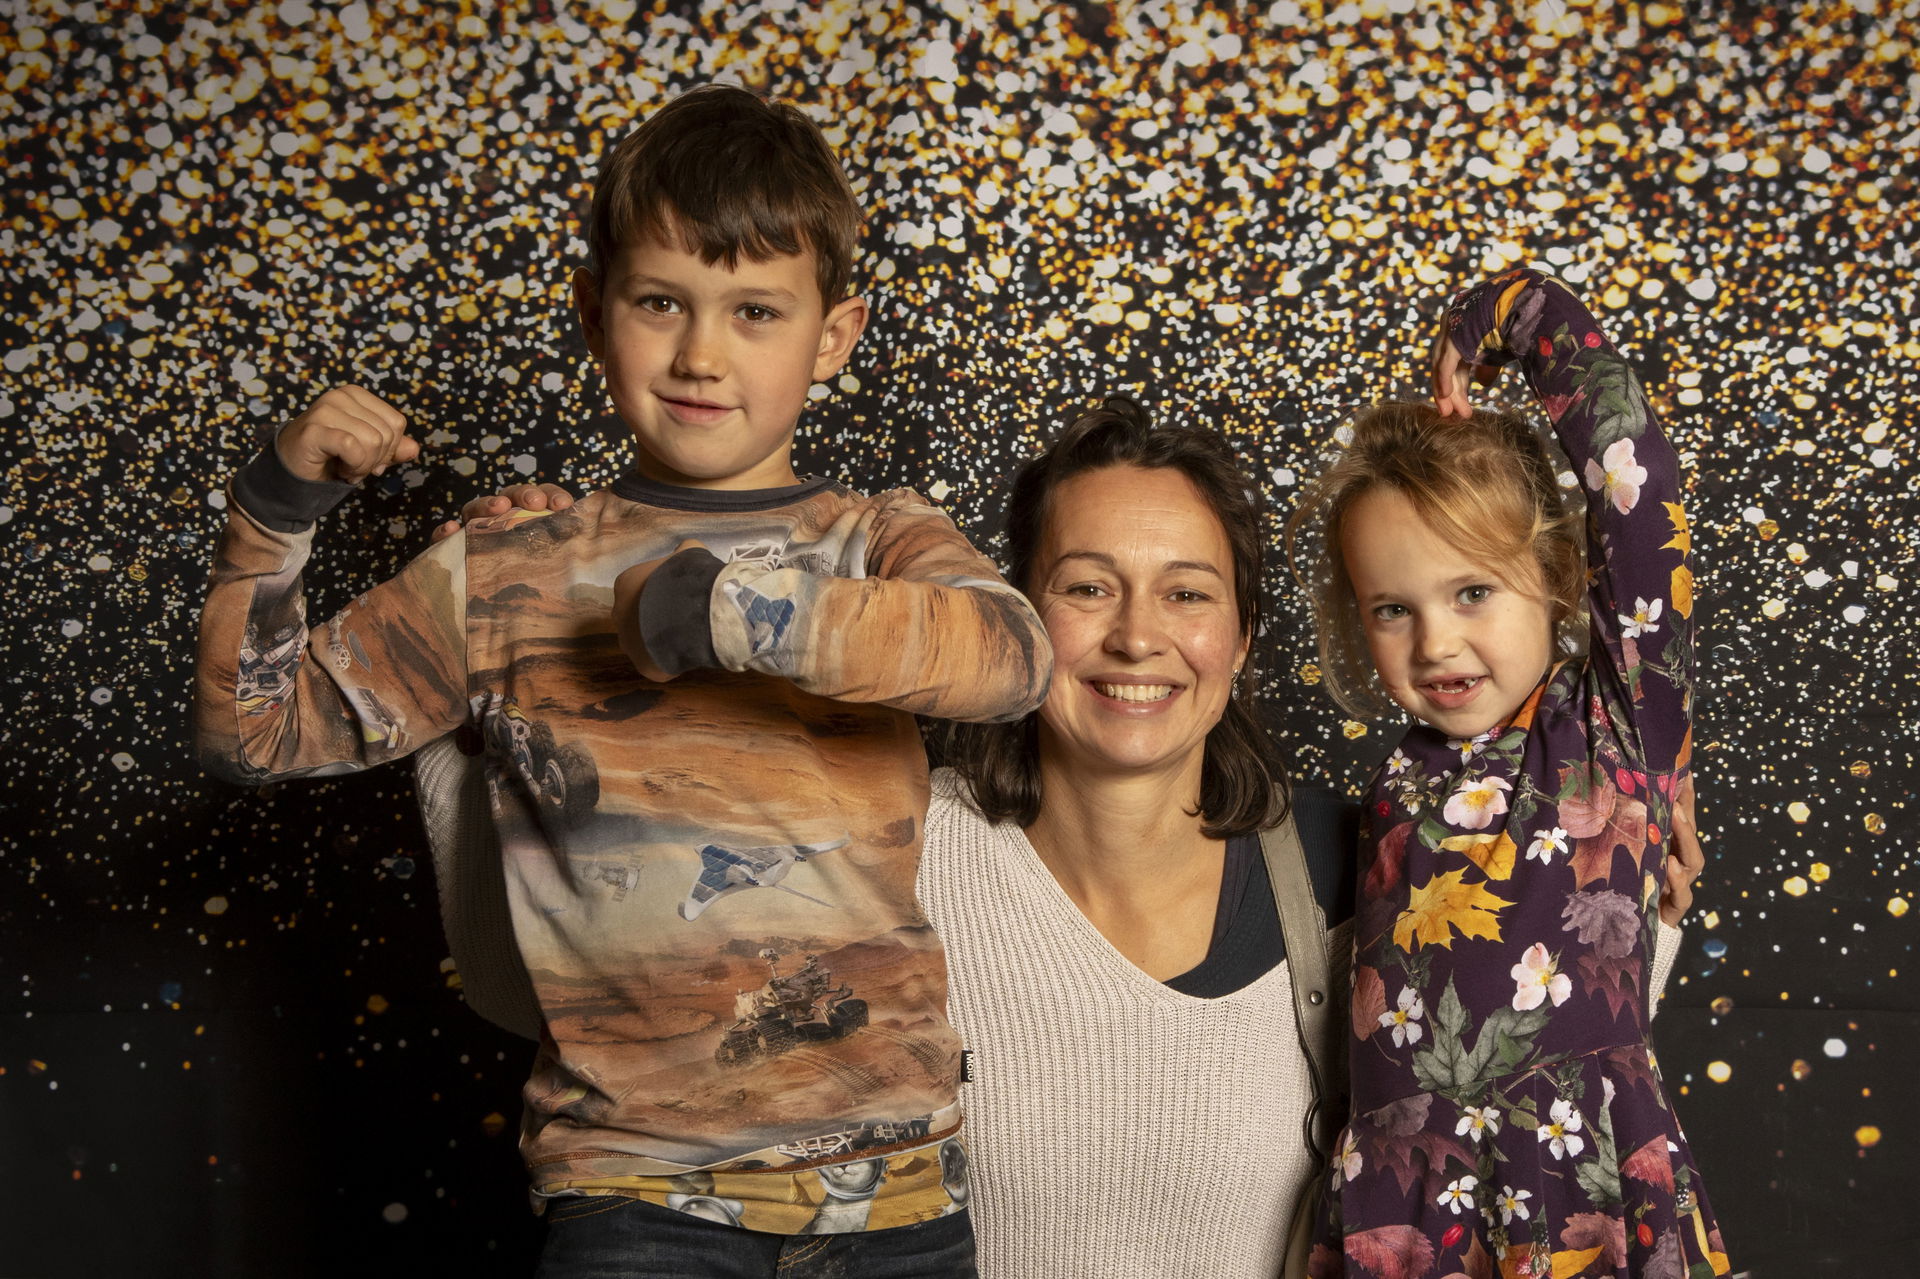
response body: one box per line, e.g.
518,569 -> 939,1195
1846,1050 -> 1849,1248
618,273 -> 803,305
1052,550 -> 1226,578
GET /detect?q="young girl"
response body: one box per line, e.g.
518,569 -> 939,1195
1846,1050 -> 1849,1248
1289,270 -> 1729,1278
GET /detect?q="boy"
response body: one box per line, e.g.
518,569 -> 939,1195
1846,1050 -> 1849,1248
195,85 -> 1049,1274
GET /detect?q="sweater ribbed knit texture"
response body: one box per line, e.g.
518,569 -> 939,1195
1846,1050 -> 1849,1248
920,770 -> 1350,1279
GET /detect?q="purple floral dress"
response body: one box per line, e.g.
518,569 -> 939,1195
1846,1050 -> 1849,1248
1308,271 -> 1729,1279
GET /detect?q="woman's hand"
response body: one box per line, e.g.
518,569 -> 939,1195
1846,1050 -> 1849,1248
1660,775 -> 1707,927
430,482 -> 576,544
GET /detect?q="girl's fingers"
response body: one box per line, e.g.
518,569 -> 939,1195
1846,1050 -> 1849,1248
1430,333 -> 1472,419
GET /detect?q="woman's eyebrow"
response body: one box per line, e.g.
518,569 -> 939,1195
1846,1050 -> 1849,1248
1052,550 -> 1224,577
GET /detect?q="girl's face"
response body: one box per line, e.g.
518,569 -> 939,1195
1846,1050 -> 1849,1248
1340,486 -> 1555,741
1030,465 -> 1250,786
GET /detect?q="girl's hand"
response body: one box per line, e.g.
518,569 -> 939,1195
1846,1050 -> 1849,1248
1428,309 -> 1502,420
430,482 -> 577,544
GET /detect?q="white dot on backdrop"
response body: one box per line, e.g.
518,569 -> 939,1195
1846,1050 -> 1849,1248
1823,1038 -> 1848,1058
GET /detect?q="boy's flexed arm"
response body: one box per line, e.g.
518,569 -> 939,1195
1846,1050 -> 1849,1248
620,492 -> 1052,723
1434,270 -> 1694,773
195,387 -> 470,783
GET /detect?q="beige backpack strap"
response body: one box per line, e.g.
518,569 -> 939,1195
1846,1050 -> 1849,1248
1258,814 -> 1340,1163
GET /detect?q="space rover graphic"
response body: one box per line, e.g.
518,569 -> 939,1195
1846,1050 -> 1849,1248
485,703 -> 600,825
714,950 -> 868,1067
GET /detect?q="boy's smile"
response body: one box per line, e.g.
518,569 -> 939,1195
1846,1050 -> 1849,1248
1340,486 -> 1554,740
574,232 -> 867,490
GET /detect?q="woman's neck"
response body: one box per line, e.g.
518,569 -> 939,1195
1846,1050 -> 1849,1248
1024,754 -> 1226,979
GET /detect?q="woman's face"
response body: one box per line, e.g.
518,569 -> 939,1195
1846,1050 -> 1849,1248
1030,465 -> 1250,786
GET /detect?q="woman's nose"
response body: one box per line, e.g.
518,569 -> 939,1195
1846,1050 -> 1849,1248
1105,595 -> 1166,659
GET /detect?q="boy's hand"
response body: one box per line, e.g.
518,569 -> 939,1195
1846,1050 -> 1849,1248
613,541 -> 707,683
430,483 -> 577,544
1660,775 -> 1706,927
275,385 -> 420,484
1428,310 -> 1502,420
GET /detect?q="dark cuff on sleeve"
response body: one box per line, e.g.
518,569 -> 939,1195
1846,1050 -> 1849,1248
230,439 -> 357,533
637,547 -> 726,676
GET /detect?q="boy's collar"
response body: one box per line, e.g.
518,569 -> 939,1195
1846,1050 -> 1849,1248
610,468 -> 837,512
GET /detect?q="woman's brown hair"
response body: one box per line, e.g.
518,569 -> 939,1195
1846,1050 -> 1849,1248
1284,400 -> 1587,719
943,396 -> 1290,839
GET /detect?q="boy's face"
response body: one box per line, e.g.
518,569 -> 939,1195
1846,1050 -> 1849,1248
575,232 -> 866,490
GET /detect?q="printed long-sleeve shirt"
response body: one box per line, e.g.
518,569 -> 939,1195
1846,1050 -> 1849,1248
195,452 -> 1051,1231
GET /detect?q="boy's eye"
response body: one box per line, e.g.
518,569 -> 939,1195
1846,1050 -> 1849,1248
637,295 -> 680,315
737,304 -> 778,323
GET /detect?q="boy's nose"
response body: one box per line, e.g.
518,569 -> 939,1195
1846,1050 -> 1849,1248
673,325 -> 726,379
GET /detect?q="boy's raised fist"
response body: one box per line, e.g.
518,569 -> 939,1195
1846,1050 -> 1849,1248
275,385 -> 420,484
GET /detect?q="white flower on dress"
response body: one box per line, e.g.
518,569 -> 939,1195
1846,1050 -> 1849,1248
1537,1098 -> 1586,1160
1496,1185 -> 1533,1225
1378,987 -> 1425,1046
1511,942 -> 1573,1012
1333,1130 -> 1363,1187
1443,776 -> 1512,830
1387,748 -> 1413,776
1436,1175 -> 1477,1215
1619,596 -> 1664,639
1585,437 -> 1648,514
1526,827 -> 1569,865
1455,1104 -> 1502,1139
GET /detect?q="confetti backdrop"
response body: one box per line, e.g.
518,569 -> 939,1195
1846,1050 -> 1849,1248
3,0 -> 1915,1273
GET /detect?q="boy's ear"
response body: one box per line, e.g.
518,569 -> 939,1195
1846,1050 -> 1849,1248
811,294 -> 869,383
572,267 -> 605,360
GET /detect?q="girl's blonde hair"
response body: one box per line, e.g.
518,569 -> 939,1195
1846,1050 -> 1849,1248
1284,401 -> 1587,719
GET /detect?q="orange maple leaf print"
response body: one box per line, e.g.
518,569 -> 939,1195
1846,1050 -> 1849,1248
1392,868 -> 1511,951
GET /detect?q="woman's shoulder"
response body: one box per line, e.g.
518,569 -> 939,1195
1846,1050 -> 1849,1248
926,768 -> 999,843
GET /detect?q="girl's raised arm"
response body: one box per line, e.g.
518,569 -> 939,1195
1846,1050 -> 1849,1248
1434,269 -> 1694,775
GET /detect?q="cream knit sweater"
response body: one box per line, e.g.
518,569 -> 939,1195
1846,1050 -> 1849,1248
920,770 -> 1350,1279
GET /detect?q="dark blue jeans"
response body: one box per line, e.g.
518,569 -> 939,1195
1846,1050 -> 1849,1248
535,1194 -> 977,1279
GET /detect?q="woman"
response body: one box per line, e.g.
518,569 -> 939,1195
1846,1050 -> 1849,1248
920,397 -> 1358,1278
448,397 -> 1698,1277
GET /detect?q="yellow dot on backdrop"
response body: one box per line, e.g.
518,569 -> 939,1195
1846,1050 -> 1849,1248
1856,1126 -> 1882,1148
1890,897 -> 1910,918
1865,813 -> 1886,834
1787,802 -> 1810,823
204,896 -> 228,915
1783,876 -> 1809,897
366,994 -> 390,1014
1790,1059 -> 1812,1079
1706,1061 -> 1731,1083
1342,721 -> 1368,739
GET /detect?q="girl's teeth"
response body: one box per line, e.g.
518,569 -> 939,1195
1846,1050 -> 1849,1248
1096,682 -> 1173,703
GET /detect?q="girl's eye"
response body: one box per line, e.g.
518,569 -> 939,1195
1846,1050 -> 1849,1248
1372,603 -> 1408,621
1460,585 -> 1493,605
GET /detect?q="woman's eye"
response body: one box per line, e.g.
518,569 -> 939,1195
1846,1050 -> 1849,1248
1063,583 -> 1106,598
1169,589 -> 1210,604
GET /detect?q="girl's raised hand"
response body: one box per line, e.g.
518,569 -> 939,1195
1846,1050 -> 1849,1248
1428,299 -> 1504,420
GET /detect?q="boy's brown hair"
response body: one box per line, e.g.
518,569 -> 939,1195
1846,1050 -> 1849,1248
1285,401 -> 1587,718
585,84 -> 862,305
